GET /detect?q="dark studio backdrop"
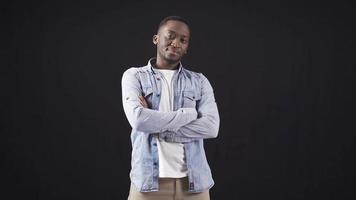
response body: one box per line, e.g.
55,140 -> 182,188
3,0 -> 356,199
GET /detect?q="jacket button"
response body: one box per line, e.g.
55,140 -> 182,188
156,94 -> 160,97
189,182 -> 194,189
153,143 -> 157,146
157,78 -> 160,81
153,162 -> 158,166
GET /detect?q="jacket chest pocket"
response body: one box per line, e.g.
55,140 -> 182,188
182,90 -> 201,108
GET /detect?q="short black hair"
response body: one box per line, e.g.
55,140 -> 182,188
157,16 -> 190,33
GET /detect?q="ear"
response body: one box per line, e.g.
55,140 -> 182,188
153,35 -> 158,45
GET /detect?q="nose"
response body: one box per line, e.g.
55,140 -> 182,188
170,39 -> 181,48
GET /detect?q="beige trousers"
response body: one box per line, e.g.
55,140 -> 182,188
127,177 -> 210,200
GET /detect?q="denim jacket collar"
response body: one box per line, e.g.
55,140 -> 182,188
147,57 -> 183,75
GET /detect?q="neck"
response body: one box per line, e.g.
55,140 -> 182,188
155,56 -> 179,70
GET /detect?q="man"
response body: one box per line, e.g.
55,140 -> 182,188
122,16 -> 219,200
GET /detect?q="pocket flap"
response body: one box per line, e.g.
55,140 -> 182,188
183,91 -> 201,100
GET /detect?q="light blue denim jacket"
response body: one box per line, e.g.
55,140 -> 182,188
121,58 -> 220,193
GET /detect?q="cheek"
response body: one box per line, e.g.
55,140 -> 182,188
159,37 -> 169,44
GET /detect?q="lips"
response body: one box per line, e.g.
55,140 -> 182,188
166,48 -> 180,56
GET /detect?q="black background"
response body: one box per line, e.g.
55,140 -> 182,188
4,0 -> 356,199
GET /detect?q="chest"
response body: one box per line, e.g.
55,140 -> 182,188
138,72 -> 202,110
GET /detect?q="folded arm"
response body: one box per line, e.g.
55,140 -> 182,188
161,73 -> 220,142
121,68 -> 197,133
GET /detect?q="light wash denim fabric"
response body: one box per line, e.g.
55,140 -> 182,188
121,58 -> 220,193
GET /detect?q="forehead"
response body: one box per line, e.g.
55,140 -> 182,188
159,20 -> 190,38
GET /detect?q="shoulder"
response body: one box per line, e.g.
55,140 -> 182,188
122,65 -> 150,78
182,67 -> 209,82
182,67 -> 202,78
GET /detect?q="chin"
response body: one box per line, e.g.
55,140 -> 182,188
165,56 -> 181,63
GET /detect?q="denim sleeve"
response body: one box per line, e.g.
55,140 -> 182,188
121,68 -> 198,133
161,73 -> 220,143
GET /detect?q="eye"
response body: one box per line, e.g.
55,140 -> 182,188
166,32 -> 176,39
181,39 -> 188,44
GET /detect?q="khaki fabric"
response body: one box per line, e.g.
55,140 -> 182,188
128,177 -> 210,200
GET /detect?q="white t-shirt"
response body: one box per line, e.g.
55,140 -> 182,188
156,69 -> 188,178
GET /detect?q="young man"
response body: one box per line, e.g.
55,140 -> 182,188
122,16 -> 220,200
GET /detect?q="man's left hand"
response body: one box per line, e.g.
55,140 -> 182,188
139,96 -> 149,108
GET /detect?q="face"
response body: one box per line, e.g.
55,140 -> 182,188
153,20 -> 190,64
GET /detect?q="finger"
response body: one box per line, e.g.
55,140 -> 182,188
139,96 -> 144,103
138,96 -> 148,107
139,99 -> 145,106
139,96 -> 147,104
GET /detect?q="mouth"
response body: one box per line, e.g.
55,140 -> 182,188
166,48 -> 180,56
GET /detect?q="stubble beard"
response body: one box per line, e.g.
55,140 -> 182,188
159,48 -> 180,64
